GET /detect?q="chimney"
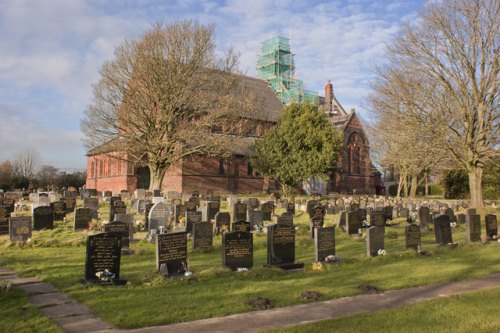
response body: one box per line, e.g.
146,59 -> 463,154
325,80 -> 333,113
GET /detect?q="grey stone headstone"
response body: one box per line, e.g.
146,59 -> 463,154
366,226 -> 384,257
148,202 -> 170,231
192,222 -> 213,249
434,215 -> 453,245
465,214 -> 481,242
74,208 -> 92,230
9,216 -> 32,242
314,226 -> 335,262
405,224 -> 421,250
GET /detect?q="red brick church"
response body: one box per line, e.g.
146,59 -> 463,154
85,77 -> 383,195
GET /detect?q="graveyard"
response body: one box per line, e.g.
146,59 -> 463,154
0,191 -> 499,332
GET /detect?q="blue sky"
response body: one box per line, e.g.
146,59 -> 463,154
0,0 -> 424,170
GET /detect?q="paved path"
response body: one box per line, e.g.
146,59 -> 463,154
1,266 -> 499,333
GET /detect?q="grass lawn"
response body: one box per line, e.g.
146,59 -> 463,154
0,199 -> 498,329
270,287 -> 500,333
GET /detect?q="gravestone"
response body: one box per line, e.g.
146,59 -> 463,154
115,213 -> 135,240
266,224 -> 303,270
104,221 -> 130,248
466,214 -> 481,243
74,208 -> 93,230
144,203 -> 154,230
346,209 -> 363,235
310,217 -> 324,239
148,202 -> 169,231
109,200 -> 126,222
188,195 -> 200,208
203,201 -> 220,221
314,226 -> 335,262
156,232 -> 188,277
33,206 -> 54,230
215,212 -> 231,234
184,200 -> 197,212
103,191 -> 113,198
457,214 -> 466,224
418,206 -> 431,227
0,206 -> 9,235
84,233 -> 125,284
51,201 -> 66,221
248,210 -> 263,228
61,197 -> 76,213
444,208 -> 456,222
84,197 -> 99,219
405,224 -> 421,250
37,196 -> 50,207
120,191 -> 131,200
338,210 -> 347,229
192,222 -> 213,249
260,202 -> 274,221
137,199 -> 151,214
9,216 -> 32,242
310,205 -> 326,220
366,226 -> 385,257
135,189 -> 146,199
233,201 -> 247,222
222,231 -> 253,270
247,198 -> 260,210
383,206 -> 393,222
370,212 -> 385,228
232,220 -> 250,233
485,214 -> 497,240
306,200 -> 318,216
109,196 -> 120,207
174,204 -> 186,224
434,215 -> 453,245
466,208 -> 477,216
277,212 -> 293,226
286,202 -> 295,214
185,211 -> 202,234
400,208 -> 410,219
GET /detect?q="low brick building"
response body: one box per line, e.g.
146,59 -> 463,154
85,77 -> 382,195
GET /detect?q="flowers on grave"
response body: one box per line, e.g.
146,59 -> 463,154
377,249 -> 387,256
450,222 -> 457,229
311,262 -> 324,271
219,224 -> 229,234
325,255 -> 341,263
236,267 -> 249,272
95,269 -> 115,282
179,216 -> 186,224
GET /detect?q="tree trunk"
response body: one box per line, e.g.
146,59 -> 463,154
424,172 -> 429,197
149,164 -> 166,192
409,175 -> 418,198
397,174 -> 404,198
468,166 -> 484,208
403,175 -> 409,198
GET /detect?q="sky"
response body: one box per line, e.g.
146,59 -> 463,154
0,0 -> 424,171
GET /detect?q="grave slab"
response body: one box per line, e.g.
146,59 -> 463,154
30,293 -> 74,307
52,314 -> 111,333
41,302 -> 91,318
1,275 -> 39,285
17,282 -> 59,294
0,267 -> 16,275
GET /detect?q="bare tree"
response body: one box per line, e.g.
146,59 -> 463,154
12,149 -> 41,180
81,21 -> 256,190
376,0 -> 499,207
37,165 -> 59,188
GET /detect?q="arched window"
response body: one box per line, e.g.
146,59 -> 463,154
90,161 -> 95,178
347,133 -> 364,175
99,160 -> 104,177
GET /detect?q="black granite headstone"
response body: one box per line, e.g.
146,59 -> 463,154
204,201 -> 220,221
277,212 -> 293,226
466,214 -> 481,242
192,222 -> 213,249
84,233 -> 124,284
156,232 -> 188,277
233,201 -> 247,222
215,212 -> 231,234
405,224 -> 421,250
185,211 -> 202,234
74,208 -> 92,230
310,217 -> 324,239
314,226 -> 335,262
260,202 -> 274,221
266,224 -> 303,270
485,214 -> 498,240
434,215 -> 453,245
104,221 -> 130,248
346,209 -> 363,235
33,206 -> 54,230
0,205 -> 9,235
51,201 -> 66,221
222,231 -> 253,270
84,198 -> 99,219
109,200 -> 126,223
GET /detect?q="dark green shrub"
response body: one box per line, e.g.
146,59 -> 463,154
442,169 -> 468,199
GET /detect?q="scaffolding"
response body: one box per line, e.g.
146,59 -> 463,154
256,36 -> 318,105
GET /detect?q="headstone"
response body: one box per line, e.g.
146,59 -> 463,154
418,206 -> 431,227
51,201 -> 66,221
215,212 -> 231,234
156,232 -> 188,277
434,215 -> 453,245
466,214 -> 481,243
306,200 -> 318,216
346,209 -> 363,235
405,224 -> 421,250
192,222 -> 213,249
152,196 -> 164,204
115,213 -> 135,240
84,197 -> 99,219
61,197 -> 76,213
37,196 -> 50,207
185,211 -> 202,234
370,212 -> 385,228
203,201 -> 220,222
457,213 -> 466,224
74,208 -> 93,230
0,206 -> 9,235
104,221 -> 130,248
247,198 -> 260,210
314,226 -> 335,262
9,216 -> 32,242
260,202 -> 274,221
383,206 -> 393,222
109,200 -> 126,222
120,191 -> 131,200
276,212 -> 293,226
144,202 -> 154,230
310,217 -> 324,239
248,210 -> 263,228
443,208 -> 456,222
485,214 -> 498,240
266,224 -> 303,270
222,231 -> 253,270
310,204 -> 326,220
135,189 -> 146,199
153,189 -> 161,197
148,202 -> 169,231
33,206 -> 54,230
338,210 -> 347,229
366,226 -> 385,257
84,233 -> 124,284
174,204 -> 186,224
233,201 -> 247,221
232,220 -> 250,233
184,200 -> 197,212
400,208 -> 410,219
286,202 -> 295,214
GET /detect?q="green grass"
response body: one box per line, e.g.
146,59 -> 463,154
0,199 -> 498,329
0,283 -> 63,333
270,287 -> 500,333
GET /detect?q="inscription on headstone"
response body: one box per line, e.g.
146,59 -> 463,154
232,220 -> 250,233
267,224 -> 303,270
84,233 -> 123,284
405,224 -> 421,250
233,201 -> 247,221
192,222 -> 213,249
222,231 -> 253,270
185,211 -> 202,233
104,221 -> 130,248
366,226 -> 384,256
314,226 -> 335,262
215,212 -> 231,234
33,206 -> 54,230
148,202 -> 169,231
74,208 -> 92,230
9,216 -> 32,242
156,232 -> 188,277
